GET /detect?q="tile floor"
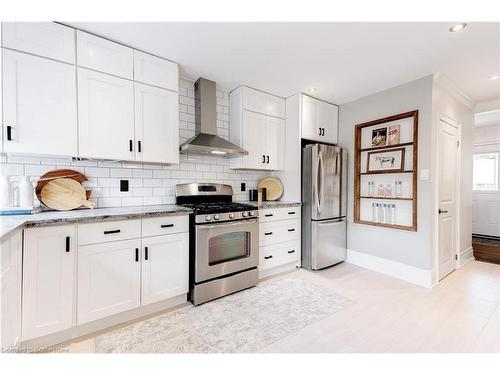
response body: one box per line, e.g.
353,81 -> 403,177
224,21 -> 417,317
65,260 -> 500,353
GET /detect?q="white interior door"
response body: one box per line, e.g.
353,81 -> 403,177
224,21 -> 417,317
437,119 -> 459,280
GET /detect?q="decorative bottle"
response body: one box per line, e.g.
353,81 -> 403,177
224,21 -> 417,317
0,176 -> 13,208
18,176 -> 34,208
372,203 -> 379,222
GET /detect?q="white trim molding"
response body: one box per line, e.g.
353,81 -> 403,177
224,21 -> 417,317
459,246 -> 475,268
346,249 -> 434,288
433,72 -> 475,110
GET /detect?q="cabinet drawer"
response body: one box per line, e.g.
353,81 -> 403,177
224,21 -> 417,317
77,31 -> 133,79
141,215 -> 189,237
2,22 -> 75,63
259,219 -> 300,246
133,50 -> 178,91
260,240 -> 300,271
259,207 -> 301,222
78,219 -> 141,245
242,86 -> 285,119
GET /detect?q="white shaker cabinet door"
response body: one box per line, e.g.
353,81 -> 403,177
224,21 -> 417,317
22,226 -> 76,341
2,50 -> 78,156
133,50 -> 178,91
240,110 -> 268,169
77,31 -> 133,79
141,233 -> 189,305
77,239 -> 141,324
134,83 -> 179,164
77,68 -> 135,161
2,22 -> 75,63
319,100 -> 338,144
265,116 -> 285,170
301,95 -> 321,142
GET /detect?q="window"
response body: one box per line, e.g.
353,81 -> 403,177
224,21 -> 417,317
473,152 -> 499,191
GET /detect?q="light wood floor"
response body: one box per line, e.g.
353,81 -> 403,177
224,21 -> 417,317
66,260 -> 500,353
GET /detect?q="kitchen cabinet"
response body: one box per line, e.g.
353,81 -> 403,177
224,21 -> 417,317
134,83 -> 179,164
2,49 -> 78,156
77,31 -> 133,79
22,226 -> 76,341
141,233 -> 189,305
241,86 -> 285,119
1,230 -> 22,350
2,22 -> 75,63
77,68 -> 135,161
77,239 -> 142,324
301,94 -> 338,144
230,87 -> 285,170
133,50 -> 178,91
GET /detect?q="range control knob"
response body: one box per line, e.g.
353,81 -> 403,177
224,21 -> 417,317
228,213 -> 234,219
214,214 -> 220,220
242,211 -> 248,217
248,211 -> 254,216
205,215 -> 212,222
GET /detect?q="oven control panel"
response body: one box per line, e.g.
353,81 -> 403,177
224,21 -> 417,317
196,210 -> 258,224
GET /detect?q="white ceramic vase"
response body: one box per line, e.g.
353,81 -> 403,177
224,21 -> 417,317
18,176 -> 34,208
0,176 -> 13,207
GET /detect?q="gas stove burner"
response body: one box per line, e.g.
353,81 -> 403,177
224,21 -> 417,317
181,202 -> 257,215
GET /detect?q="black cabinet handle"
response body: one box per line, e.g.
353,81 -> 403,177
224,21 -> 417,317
318,128 -> 322,135
65,236 -> 70,252
288,211 -> 296,215
288,228 -> 295,232
129,139 -> 133,152
264,255 -> 273,259
161,224 -> 174,228
6,126 -> 12,141
264,232 -> 273,236
144,247 -> 148,261
266,155 -> 269,164
138,140 -> 142,152
262,155 -> 266,163
104,229 -> 121,235
135,248 -> 139,262
264,214 -> 273,217
288,250 -> 295,254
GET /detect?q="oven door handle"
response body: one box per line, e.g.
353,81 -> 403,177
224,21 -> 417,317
197,218 -> 258,230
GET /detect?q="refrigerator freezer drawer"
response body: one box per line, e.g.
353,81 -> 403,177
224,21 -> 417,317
303,218 -> 346,270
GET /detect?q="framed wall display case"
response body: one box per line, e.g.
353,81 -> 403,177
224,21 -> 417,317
354,110 -> 418,231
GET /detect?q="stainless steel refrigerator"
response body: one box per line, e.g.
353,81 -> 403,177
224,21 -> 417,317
302,143 -> 347,270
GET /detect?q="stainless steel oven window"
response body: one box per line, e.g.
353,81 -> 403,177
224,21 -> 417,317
208,231 -> 251,265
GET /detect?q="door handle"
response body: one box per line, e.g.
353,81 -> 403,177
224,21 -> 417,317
161,224 -> 174,228
135,248 -> 139,262
288,250 -> 295,254
129,139 -> 133,152
264,232 -> 273,236
144,246 -> 148,260
318,128 -> 322,136
438,209 -> 449,214
266,155 -> 269,164
288,228 -> 295,232
104,229 -> 121,235
6,126 -> 13,141
262,155 -> 266,163
138,140 -> 142,153
65,236 -> 70,253
264,255 -> 273,259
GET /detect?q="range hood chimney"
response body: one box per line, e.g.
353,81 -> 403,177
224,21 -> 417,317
179,78 -> 248,157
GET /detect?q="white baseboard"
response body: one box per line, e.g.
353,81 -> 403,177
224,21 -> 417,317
459,246 -> 474,267
346,249 -> 433,288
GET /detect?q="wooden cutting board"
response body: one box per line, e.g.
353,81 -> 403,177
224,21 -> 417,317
41,178 -> 96,211
258,176 -> 284,201
36,169 -> 90,201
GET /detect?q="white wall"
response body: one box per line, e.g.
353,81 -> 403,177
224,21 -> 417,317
339,76 -> 434,270
431,77 -> 475,266
0,79 -> 271,207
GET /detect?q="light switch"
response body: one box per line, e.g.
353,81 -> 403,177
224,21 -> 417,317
420,169 -> 429,180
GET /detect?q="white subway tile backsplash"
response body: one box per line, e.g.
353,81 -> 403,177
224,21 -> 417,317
0,79 -> 270,208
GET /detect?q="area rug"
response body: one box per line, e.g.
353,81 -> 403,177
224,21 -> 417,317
94,277 -> 353,353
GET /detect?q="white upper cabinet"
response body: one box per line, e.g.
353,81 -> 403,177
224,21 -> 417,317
77,68 -> 135,161
301,94 -> 338,144
22,226 -> 76,341
242,86 -> 285,119
2,22 -> 75,63
2,49 -> 78,156
77,31 -> 133,79
134,83 -> 179,164
230,87 -> 285,170
133,50 -> 178,91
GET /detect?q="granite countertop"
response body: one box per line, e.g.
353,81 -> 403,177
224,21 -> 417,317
0,205 -> 192,241
243,201 -> 302,209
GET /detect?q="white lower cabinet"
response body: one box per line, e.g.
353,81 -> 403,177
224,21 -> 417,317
141,233 -> 189,305
1,230 -> 22,350
22,226 -> 76,341
77,239 -> 142,325
258,207 -> 301,278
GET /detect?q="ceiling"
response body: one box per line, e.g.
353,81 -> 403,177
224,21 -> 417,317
69,22 -> 500,105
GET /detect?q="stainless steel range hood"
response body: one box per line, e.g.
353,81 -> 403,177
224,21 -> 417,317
179,78 -> 248,157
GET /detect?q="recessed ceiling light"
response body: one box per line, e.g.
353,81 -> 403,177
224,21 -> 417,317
490,74 -> 499,80
449,23 -> 467,32
308,87 -> 318,92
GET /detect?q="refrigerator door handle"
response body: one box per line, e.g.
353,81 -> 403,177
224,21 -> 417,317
318,150 -> 325,211
315,150 -> 322,213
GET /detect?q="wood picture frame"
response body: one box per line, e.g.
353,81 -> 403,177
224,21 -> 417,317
366,147 -> 405,173
354,110 -> 418,232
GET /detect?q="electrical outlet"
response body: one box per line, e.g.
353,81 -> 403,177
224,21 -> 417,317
120,180 -> 129,192
241,182 -> 246,192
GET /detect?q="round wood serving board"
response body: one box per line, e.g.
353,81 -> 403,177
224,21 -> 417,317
258,176 -> 284,201
36,169 -> 90,201
41,178 -> 95,211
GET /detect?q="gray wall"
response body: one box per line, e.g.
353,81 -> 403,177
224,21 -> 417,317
339,76 -> 434,270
